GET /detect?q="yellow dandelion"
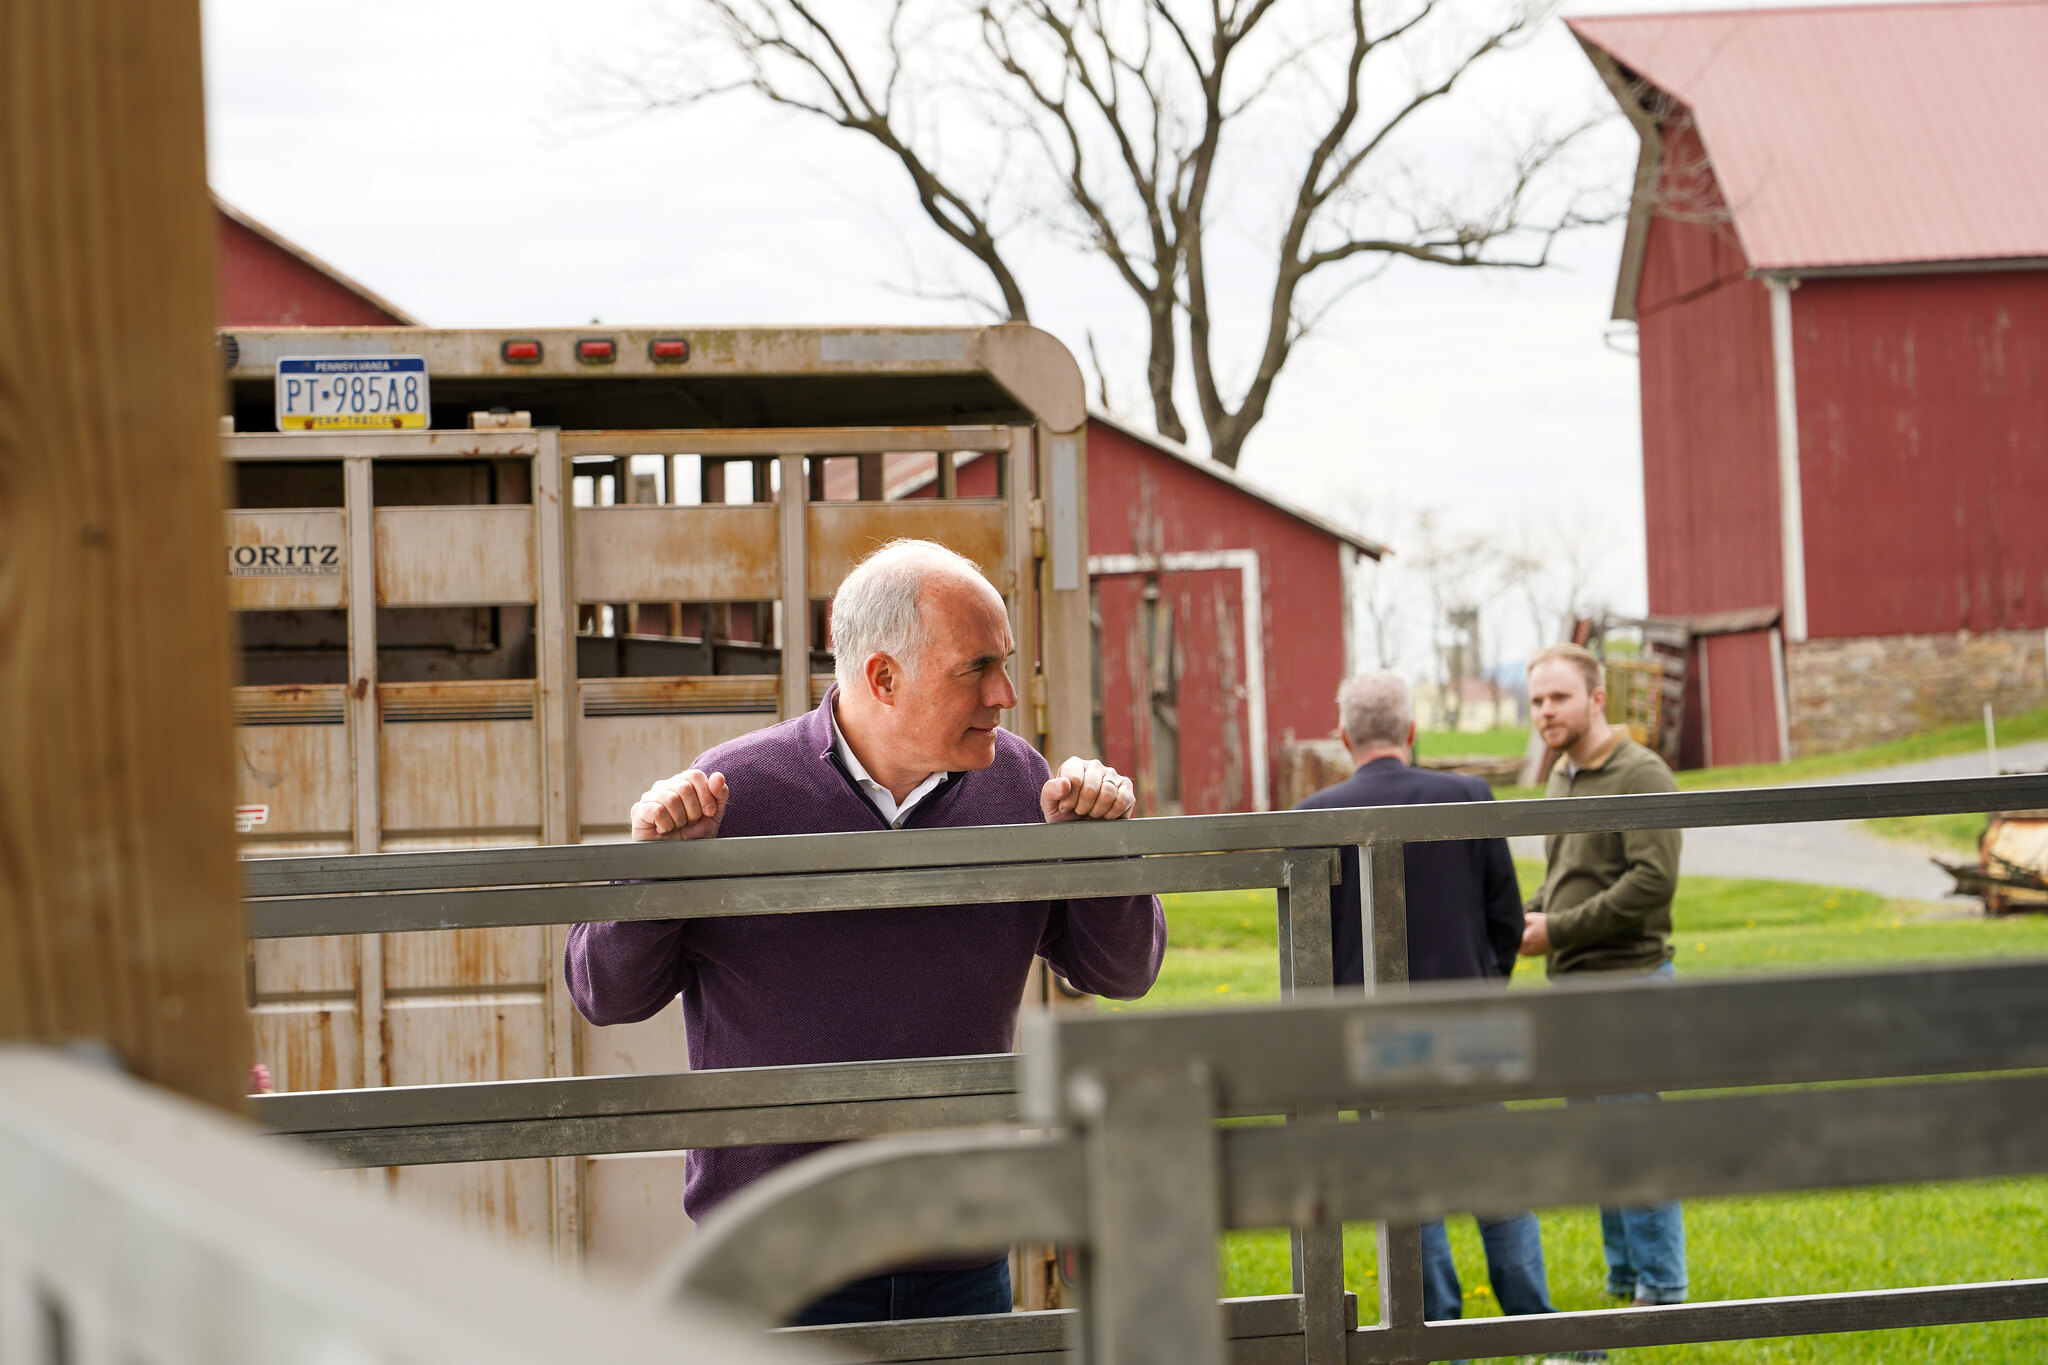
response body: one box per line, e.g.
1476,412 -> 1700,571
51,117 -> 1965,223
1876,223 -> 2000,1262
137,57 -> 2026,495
1216,984 -> 1232,994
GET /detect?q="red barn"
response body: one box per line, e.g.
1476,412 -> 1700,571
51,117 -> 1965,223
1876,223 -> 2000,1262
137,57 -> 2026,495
214,196 -> 417,327
1572,1 -> 2048,762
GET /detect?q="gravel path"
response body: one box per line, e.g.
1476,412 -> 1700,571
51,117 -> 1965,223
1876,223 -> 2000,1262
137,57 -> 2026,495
1508,740 -> 2048,903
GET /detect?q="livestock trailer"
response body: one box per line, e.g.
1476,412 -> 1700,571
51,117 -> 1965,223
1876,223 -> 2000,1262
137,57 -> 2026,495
221,323 -> 1090,1272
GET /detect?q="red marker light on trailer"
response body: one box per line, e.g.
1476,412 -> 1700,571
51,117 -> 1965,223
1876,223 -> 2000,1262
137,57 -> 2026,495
650,338 -> 690,363
502,340 -> 542,364
577,338 -> 616,364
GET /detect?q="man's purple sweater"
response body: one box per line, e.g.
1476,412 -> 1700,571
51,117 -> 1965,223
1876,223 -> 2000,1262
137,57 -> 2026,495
565,691 -> 1167,1228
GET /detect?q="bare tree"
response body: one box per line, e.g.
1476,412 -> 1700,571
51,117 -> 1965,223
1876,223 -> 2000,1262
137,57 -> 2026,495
1332,490 -> 1404,670
1501,509 -> 1609,649
583,0 -> 1619,467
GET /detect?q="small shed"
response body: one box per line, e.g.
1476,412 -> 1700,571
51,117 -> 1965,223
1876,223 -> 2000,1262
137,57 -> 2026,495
1572,1 -> 2048,763
1084,416 -> 1385,814
853,416 -> 1385,814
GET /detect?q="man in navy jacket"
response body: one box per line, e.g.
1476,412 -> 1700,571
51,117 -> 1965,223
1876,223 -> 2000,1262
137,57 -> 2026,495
1296,673 -> 1565,1340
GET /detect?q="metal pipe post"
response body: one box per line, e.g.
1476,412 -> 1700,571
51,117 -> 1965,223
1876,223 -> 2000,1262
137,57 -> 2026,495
1361,842 -> 1427,1350
1074,1062 -> 1227,1365
1279,854 -> 1348,1365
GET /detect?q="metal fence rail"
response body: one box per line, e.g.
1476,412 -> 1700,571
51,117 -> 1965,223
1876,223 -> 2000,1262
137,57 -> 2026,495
660,961 -> 2048,1364
242,772 -> 2048,1364
244,774 -> 2048,904
0,1048 -> 814,1365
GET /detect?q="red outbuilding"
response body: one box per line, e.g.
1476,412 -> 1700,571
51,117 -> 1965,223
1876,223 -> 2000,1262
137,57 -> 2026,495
214,196 -> 418,328
876,416 -> 1385,814
1572,1 -> 2048,762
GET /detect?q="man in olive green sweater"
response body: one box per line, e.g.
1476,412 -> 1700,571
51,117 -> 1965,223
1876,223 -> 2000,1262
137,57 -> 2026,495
1521,642 -> 1688,1308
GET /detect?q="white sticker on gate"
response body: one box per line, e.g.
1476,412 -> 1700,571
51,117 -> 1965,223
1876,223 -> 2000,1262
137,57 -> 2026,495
1344,1009 -> 1534,1086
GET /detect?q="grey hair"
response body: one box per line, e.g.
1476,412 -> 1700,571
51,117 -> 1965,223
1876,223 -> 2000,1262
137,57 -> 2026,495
830,539 -> 988,692
1336,671 -> 1413,749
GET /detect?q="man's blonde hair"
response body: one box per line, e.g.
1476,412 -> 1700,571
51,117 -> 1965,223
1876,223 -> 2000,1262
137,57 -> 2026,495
1527,642 -> 1605,695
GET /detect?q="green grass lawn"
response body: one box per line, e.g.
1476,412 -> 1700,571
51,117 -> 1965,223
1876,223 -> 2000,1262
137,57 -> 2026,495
1865,811 -> 1986,859
1450,702 -> 2048,804
1417,726 -> 1533,760
1141,872 -> 2048,1360
1672,704 -> 2048,792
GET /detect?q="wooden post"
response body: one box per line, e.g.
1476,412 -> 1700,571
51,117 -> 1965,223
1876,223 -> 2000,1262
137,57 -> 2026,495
0,0 -> 251,1109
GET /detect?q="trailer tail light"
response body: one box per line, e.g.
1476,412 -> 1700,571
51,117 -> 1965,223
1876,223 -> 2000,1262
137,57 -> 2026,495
577,338 -> 616,364
502,340 -> 542,364
650,338 -> 690,363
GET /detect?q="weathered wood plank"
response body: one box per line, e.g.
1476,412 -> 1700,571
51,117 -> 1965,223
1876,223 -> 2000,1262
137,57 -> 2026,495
0,0 -> 250,1108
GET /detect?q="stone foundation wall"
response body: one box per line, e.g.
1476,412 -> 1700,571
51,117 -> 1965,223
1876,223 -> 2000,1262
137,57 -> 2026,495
1787,629 -> 2048,757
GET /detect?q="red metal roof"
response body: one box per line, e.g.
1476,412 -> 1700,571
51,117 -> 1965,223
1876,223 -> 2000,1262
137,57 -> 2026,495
1570,1 -> 2048,273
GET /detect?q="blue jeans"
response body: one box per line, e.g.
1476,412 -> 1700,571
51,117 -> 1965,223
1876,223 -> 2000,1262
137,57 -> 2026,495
1563,960 -> 1688,1304
1421,1210 -> 1556,1321
788,1260 -> 1012,1326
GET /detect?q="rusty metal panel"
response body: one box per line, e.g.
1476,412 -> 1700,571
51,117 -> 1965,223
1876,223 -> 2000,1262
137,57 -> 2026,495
579,993 -> 692,1275
389,1160 -> 555,1252
575,505 -> 779,603
577,712 -> 765,838
249,923 -> 361,1101
378,687 -> 542,840
581,676 -> 778,715
584,1154 -> 694,1280
225,509 -> 347,609
806,501 -> 1009,597
251,936 -> 357,997
383,928 -> 548,992
233,706 -> 351,843
562,426 -> 1011,458
375,505 -> 535,606
384,990 -> 554,1247
251,1000 -> 363,1093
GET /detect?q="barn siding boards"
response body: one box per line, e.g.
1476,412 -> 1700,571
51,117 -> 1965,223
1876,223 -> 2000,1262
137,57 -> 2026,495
0,0 -> 251,1109
215,201 -> 416,328
1084,420 -> 1355,814
1700,632 -> 1785,766
1635,129 -> 1786,622
1794,270 -> 2048,639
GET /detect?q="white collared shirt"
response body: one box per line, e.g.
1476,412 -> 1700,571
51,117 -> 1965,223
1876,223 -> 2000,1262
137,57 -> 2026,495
833,716 -> 949,829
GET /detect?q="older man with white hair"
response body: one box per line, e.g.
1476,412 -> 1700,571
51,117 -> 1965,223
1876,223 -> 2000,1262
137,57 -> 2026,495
566,539 -> 1164,1326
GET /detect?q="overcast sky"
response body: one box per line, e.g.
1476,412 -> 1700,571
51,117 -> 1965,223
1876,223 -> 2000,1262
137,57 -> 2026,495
200,0 -> 1873,669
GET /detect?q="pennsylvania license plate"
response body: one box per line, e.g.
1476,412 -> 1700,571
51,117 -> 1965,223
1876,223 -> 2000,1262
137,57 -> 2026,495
276,356 -> 430,431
